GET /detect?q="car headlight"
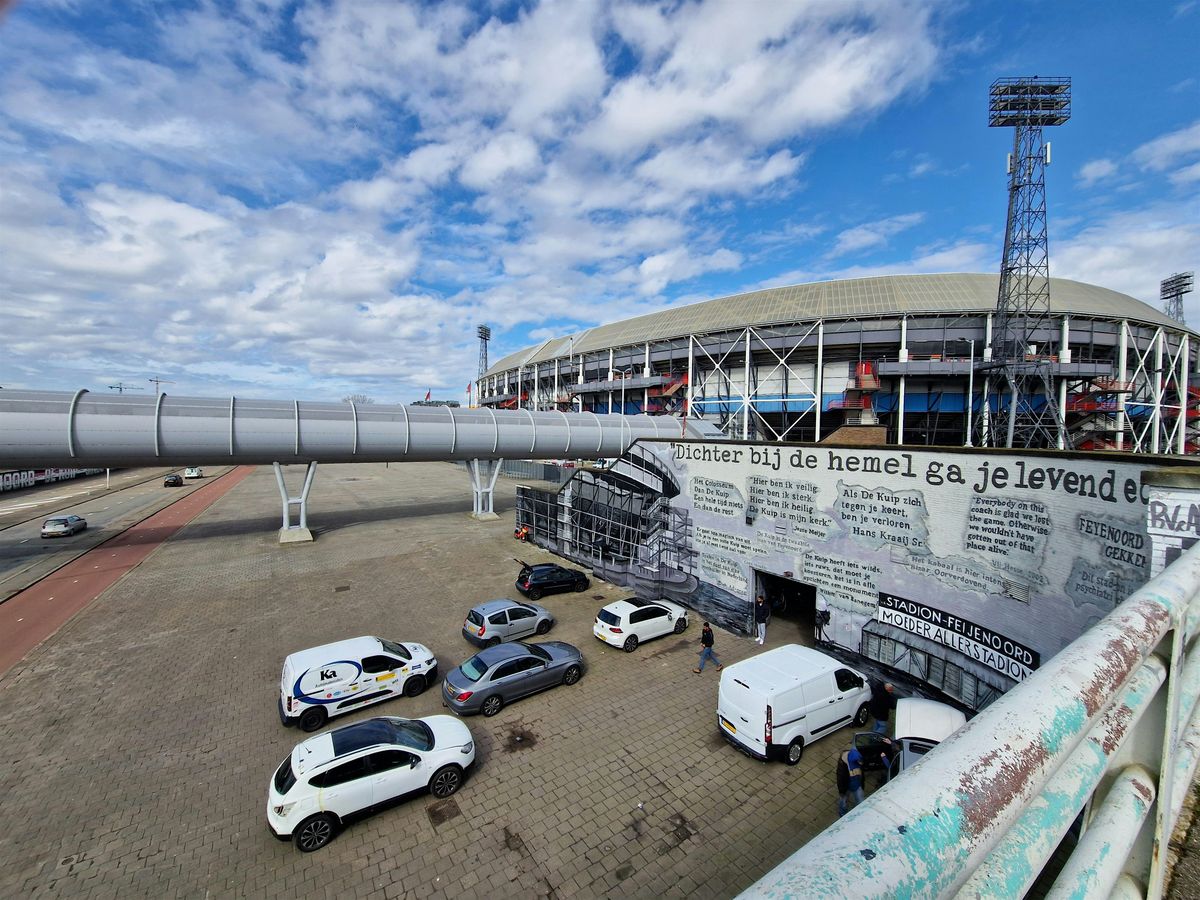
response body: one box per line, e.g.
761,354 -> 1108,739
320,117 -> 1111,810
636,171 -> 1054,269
461,742 -> 474,755
272,802 -> 296,817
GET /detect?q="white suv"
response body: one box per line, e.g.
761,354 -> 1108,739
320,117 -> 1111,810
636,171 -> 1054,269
593,597 -> 689,652
184,466 -> 203,479
267,715 -> 475,851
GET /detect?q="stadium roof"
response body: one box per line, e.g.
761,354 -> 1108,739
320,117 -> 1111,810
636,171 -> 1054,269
485,273 -> 1187,376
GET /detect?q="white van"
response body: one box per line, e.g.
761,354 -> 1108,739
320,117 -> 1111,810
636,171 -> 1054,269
855,697 -> 967,780
717,644 -> 872,765
279,636 -> 437,732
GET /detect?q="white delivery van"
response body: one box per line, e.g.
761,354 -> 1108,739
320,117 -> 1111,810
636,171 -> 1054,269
854,696 -> 967,780
717,644 -> 872,765
279,636 -> 437,732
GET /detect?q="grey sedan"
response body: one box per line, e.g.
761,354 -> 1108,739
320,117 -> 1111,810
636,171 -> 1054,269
442,641 -> 584,717
41,515 -> 87,538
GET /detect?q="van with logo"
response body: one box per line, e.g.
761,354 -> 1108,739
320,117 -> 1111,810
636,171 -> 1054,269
854,696 -> 967,781
717,644 -> 872,765
279,636 -> 438,733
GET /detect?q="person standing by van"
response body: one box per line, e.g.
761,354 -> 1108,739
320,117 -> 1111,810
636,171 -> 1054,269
694,622 -> 722,673
754,595 -> 770,645
836,745 -> 865,816
870,681 -> 896,734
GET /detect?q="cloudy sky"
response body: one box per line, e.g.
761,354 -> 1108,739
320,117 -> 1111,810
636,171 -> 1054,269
1,0 -> 1197,403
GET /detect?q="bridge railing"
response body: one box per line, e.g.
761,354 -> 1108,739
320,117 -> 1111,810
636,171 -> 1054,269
741,541 -> 1200,899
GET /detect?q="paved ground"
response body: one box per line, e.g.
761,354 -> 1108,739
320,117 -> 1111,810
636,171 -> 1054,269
0,461 -> 854,900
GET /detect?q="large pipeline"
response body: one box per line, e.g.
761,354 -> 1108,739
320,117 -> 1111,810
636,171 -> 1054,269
0,390 -> 721,468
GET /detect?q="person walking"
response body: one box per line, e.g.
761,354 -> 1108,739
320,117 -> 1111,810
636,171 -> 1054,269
754,594 -> 770,645
694,622 -> 722,673
869,681 -> 896,734
836,744 -> 865,817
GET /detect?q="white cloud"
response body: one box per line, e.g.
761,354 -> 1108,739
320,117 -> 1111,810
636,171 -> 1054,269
460,132 -> 542,189
1131,120 -> 1200,172
828,213 -> 925,258
632,246 -> 742,296
1078,158 -> 1118,186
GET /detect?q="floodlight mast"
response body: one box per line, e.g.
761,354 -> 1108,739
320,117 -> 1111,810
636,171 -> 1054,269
476,323 -> 491,381
986,76 -> 1072,450
1161,272 -> 1194,325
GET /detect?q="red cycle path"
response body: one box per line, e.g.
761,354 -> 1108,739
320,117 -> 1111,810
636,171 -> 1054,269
0,466 -> 255,679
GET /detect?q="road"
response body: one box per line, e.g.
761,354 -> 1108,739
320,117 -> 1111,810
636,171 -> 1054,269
0,467 -> 230,601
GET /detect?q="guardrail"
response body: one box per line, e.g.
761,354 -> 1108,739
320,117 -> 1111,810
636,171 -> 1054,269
740,541 -> 1200,899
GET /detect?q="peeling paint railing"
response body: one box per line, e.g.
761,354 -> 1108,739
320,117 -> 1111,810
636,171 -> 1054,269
740,542 -> 1200,899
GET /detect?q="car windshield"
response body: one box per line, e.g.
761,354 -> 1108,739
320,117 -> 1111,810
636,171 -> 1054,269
378,639 -> 411,660
274,757 -> 297,795
624,597 -> 649,607
598,609 -> 621,626
460,656 -> 488,682
331,717 -> 433,755
517,602 -> 538,612
526,644 -> 551,662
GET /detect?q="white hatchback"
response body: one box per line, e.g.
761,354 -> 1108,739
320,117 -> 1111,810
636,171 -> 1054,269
593,597 -> 689,652
267,715 -> 475,851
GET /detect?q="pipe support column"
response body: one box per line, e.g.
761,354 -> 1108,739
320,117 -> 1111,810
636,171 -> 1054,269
274,461 -> 318,543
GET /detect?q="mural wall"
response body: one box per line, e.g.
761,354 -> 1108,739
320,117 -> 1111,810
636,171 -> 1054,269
518,439 -> 1184,709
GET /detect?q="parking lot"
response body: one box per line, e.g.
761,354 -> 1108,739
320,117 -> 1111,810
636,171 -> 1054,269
0,461 -> 856,899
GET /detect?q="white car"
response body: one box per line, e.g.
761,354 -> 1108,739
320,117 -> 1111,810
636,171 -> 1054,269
593,597 -> 689,652
267,715 -> 475,852
184,466 -> 203,479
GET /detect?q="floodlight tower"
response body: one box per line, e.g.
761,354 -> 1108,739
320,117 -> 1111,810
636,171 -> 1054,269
987,76 -> 1072,449
477,324 -> 491,379
1162,272 -> 1194,325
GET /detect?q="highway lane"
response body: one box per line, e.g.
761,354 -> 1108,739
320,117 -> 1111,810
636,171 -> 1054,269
0,467 -> 231,601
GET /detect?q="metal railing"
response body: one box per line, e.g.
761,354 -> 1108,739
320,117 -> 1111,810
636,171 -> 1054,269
740,542 -> 1200,899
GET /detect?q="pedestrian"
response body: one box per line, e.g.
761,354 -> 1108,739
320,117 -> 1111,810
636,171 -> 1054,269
694,622 -> 722,673
836,744 -> 865,817
814,596 -> 831,642
754,594 -> 770,645
869,681 -> 896,734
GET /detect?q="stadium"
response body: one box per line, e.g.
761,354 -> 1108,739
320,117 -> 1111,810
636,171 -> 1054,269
478,273 -> 1199,454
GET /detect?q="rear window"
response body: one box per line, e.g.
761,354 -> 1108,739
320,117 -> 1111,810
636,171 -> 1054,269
274,758 -> 297,795
45,518 -> 68,526
598,609 -> 621,627
467,610 -> 483,626
460,656 -> 488,682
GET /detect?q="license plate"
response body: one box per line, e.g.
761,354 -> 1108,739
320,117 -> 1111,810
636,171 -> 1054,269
598,634 -> 607,642
720,717 -> 736,734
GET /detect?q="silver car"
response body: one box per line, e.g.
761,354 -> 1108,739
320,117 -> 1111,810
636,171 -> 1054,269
462,598 -> 554,647
41,515 -> 87,538
442,641 -> 584,717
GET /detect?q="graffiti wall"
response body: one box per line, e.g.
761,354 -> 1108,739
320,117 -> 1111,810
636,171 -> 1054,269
656,440 -> 1167,706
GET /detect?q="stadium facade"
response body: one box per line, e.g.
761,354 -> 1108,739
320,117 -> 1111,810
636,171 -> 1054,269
479,273 -> 1199,454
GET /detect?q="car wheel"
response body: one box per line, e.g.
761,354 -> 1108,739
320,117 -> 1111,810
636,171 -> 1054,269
784,738 -> 805,766
403,675 -> 427,698
563,664 -> 582,685
486,637 -> 502,647
854,703 -> 870,727
574,580 -> 587,592
528,588 -> 542,601
294,813 -> 336,852
298,707 -> 328,733
481,695 -> 504,717
535,620 -> 551,635
429,765 -> 464,799
623,635 -> 639,653
673,618 -> 687,634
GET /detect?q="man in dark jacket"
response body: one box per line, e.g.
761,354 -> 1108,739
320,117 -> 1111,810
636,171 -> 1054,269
694,622 -> 722,673
754,594 -> 770,645
869,681 -> 896,734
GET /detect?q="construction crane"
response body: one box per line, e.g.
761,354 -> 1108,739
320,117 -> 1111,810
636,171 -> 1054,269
107,382 -> 145,394
148,376 -> 176,395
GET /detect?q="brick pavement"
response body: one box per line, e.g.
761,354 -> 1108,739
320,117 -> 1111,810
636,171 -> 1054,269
0,462 -> 860,899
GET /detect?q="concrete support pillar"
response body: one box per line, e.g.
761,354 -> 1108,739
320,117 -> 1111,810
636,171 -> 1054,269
897,318 -> 907,445
1116,321 -> 1129,451
274,461 -> 318,543
467,458 -> 503,520
1178,335 -> 1190,455
815,320 -> 824,442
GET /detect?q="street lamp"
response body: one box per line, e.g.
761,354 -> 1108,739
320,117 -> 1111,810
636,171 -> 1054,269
957,339 -> 976,447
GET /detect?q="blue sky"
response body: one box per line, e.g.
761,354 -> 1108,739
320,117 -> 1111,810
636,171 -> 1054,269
1,0 -> 1197,404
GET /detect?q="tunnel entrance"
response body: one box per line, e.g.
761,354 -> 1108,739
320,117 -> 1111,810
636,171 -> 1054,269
754,570 -> 819,647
